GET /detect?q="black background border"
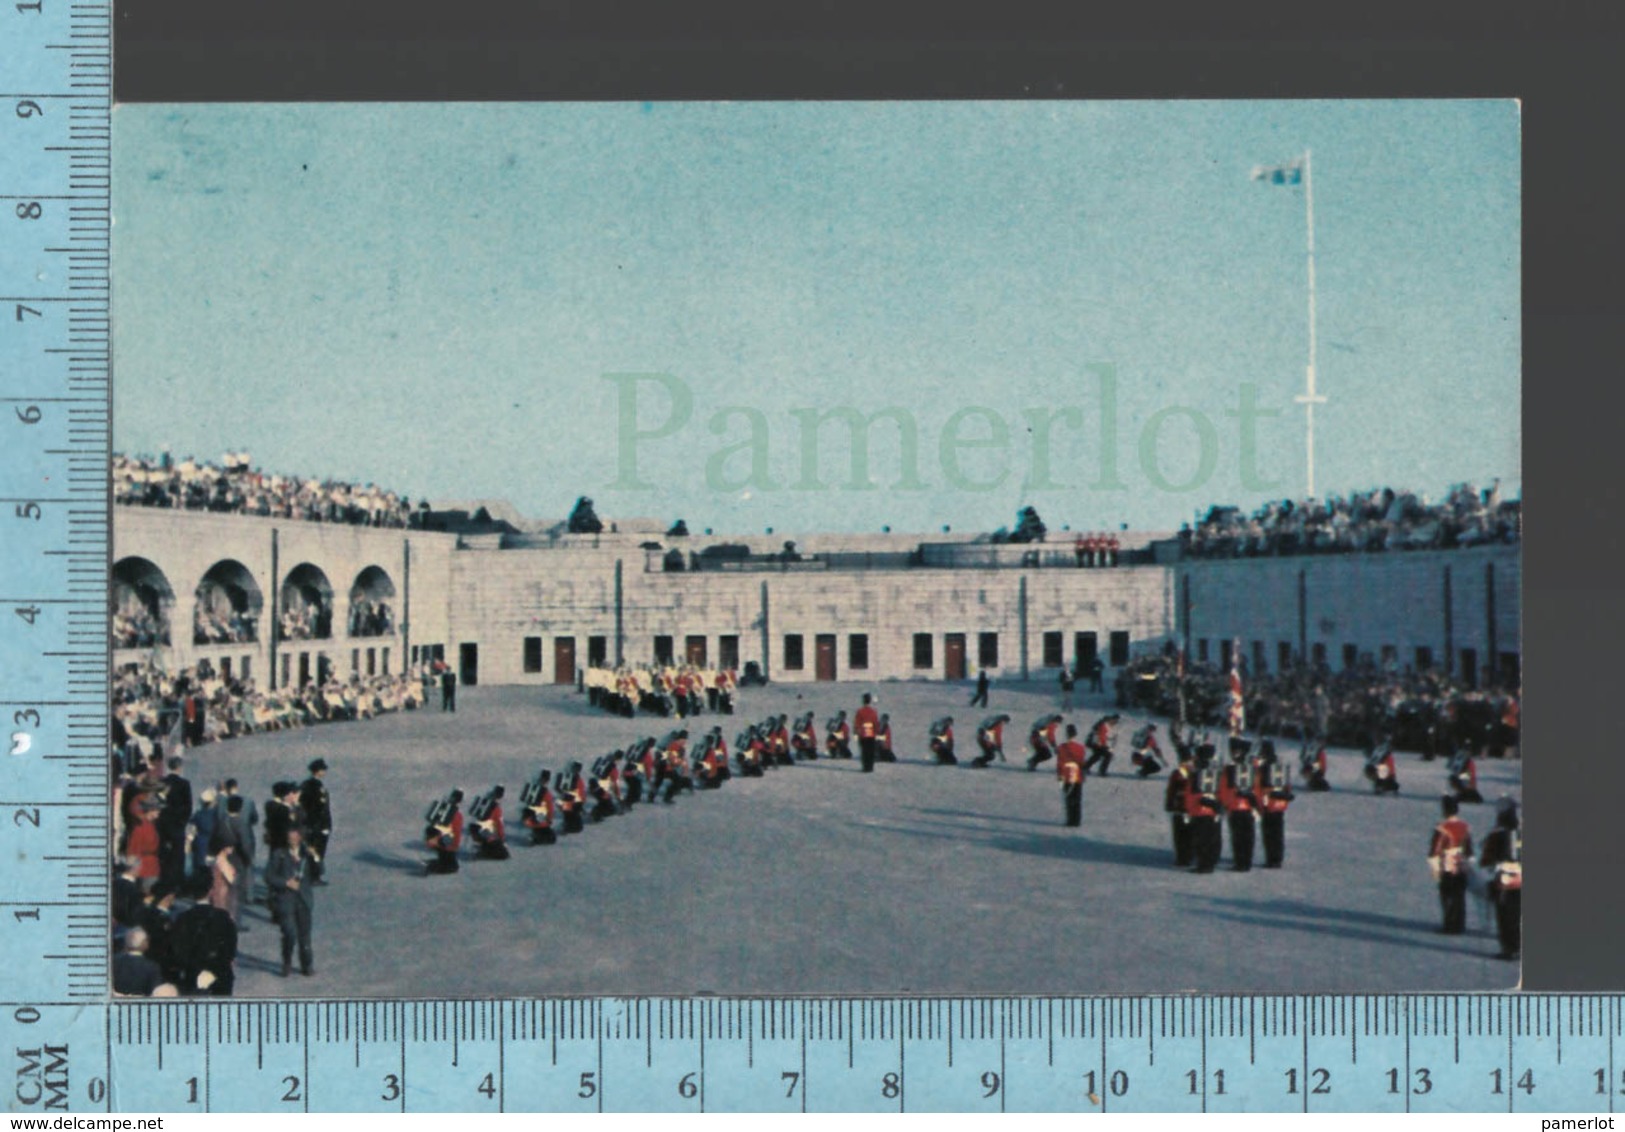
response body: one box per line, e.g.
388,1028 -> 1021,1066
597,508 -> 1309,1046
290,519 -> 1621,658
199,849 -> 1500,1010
112,0 -> 1622,990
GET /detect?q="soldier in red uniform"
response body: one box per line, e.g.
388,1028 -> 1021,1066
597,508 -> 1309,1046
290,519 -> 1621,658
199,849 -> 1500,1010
1300,739 -> 1330,791
469,786 -> 510,860
791,712 -> 819,760
1185,743 -> 1223,873
1219,738 -> 1257,871
1082,713 -> 1121,777
1251,739 -> 1294,868
520,771 -> 557,845
734,725 -> 766,777
1364,737 -> 1401,795
660,730 -> 693,801
424,790 -> 464,874
929,716 -> 956,765
826,711 -> 853,760
1164,736 -> 1194,867
877,713 -> 894,761
1479,798 -> 1521,959
971,714 -> 1010,767
1428,796 -> 1474,934
556,763 -> 587,833
1025,714 -> 1063,771
1055,724 -> 1088,827
855,694 -> 881,773
1130,722 -> 1166,778
767,715 -> 791,766
1447,743 -> 1483,804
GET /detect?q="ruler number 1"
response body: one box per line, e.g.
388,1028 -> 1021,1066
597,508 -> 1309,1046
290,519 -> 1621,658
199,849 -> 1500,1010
1490,1068 -> 1534,1095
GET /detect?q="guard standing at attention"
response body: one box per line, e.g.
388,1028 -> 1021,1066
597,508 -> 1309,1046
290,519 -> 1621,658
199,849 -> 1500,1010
1165,735 -> 1195,867
1056,724 -> 1087,828
1251,739 -> 1294,868
855,694 -> 881,773
299,759 -> 332,886
1428,795 -> 1474,934
1479,798 -> 1521,960
1185,742 -> 1224,874
1219,737 -> 1258,871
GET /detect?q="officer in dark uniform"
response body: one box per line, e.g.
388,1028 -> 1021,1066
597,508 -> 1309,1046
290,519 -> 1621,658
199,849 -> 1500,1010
299,759 -> 332,886
1479,798 -> 1521,959
1185,742 -> 1223,873
440,665 -> 457,712
1219,737 -> 1257,871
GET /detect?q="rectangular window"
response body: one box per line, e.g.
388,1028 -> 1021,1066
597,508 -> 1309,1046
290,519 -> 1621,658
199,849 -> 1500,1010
240,655 -> 251,681
1110,631 -> 1131,667
913,632 -> 934,670
1498,652 -> 1520,689
381,647 -> 390,675
1251,640 -> 1266,675
587,635 -> 608,667
1278,641 -> 1294,673
849,633 -> 869,670
1042,631 -> 1063,669
1343,643 -> 1359,671
523,636 -> 543,674
351,648 -> 360,674
1380,644 -> 1397,667
784,633 -> 805,670
220,657 -> 232,681
719,634 -> 740,670
1414,646 -> 1433,672
653,635 -> 674,665
1219,640 -> 1233,672
367,647 -> 377,676
280,654 -> 291,688
1311,642 -> 1327,667
978,632 -> 999,668
1460,648 -> 1479,689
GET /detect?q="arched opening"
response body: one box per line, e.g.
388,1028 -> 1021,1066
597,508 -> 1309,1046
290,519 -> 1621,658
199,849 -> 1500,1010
112,557 -> 173,648
348,565 -> 397,638
194,559 -> 264,645
280,563 -> 334,641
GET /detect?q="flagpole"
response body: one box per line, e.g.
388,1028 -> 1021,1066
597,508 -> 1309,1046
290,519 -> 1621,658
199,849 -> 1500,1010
1293,148 -> 1326,499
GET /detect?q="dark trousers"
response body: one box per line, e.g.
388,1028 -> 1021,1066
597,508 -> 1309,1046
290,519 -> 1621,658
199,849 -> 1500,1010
1192,816 -> 1222,873
933,741 -> 957,766
1438,873 -> 1468,933
475,839 -> 510,860
1083,747 -> 1112,776
562,807 -> 584,832
1062,782 -> 1082,827
1170,815 -> 1193,866
1227,810 -> 1255,871
307,830 -> 330,882
859,736 -> 877,773
275,895 -> 313,972
528,826 -> 556,845
970,687 -> 988,707
970,745 -> 994,768
1493,889 -> 1521,956
1026,746 -> 1053,771
427,848 -> 459,873
1259,811 -> 1286,867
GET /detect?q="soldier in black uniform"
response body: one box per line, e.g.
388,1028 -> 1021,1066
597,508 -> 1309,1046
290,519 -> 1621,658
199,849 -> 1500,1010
299,759 -> 332,886
440,665 -> 457,712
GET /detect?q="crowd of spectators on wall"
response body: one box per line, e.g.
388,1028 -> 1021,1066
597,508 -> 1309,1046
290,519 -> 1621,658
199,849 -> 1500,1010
112,660 -> 427,761
279,593 -> 330,641
1180,482 -> 1520,559
348,598 -> 394,637
1119,649 -> 1520,757
193,600 -> 256,646
114,452 -> 420,528
114,607 -> 167,650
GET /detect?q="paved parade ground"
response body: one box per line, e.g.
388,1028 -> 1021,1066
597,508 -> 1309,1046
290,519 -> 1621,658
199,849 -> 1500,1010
168,679 -> 1523,999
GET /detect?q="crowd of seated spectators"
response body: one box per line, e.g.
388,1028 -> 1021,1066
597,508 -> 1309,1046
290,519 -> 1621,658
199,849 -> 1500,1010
1181,482 -> 1520,559
278,593 -> 329,642
112,660 -> 427,761
1120,650 -> 1520,756
114,452 -> 420,528
193,601 -> 256,646
348,598 -> 394,638
114,607 -> 166,649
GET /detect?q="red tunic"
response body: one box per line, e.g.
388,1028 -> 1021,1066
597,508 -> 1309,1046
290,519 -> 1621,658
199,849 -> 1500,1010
127,818 -> 160,879
1251,762 -> 1292,814
1218,766 -> 1254,814
855,705 -> 879,740
1055,740 -> 1087,784
1430,817 -> 1473,875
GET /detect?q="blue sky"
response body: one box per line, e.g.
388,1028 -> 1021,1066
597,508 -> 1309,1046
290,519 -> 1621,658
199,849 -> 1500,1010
113,101 -> 1519,533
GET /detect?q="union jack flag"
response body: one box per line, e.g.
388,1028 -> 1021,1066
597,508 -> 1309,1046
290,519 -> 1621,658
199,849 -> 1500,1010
1227,640 -> 1246,737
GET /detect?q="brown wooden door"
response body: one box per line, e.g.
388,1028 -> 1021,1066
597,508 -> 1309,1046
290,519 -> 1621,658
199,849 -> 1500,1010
553,637 -> 576,685
686,635 -> 708,666
945,633 -> 967,681
815,634 -> 837,681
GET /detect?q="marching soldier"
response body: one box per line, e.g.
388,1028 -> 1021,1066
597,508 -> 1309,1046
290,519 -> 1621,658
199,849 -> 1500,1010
1025,714 -> 1063,771
1479,799 -> 1522,960
1251,739 -> 1294,868
1428,796 -> 1474,934
1082,713 -> 1120,777
1220,737 -> 1257,871
1056,724 -> 1087,827
1185,742 -> 1224,873
299,759 -> 332,886
1165,736 -> 1195,867
424,789 -> 464,874
929,716 -> 956,765
520,771 -> 557,845
1300,739 -> 1331,791
1129,722 -> 1167,778
970,714 -> 1009,768
855,694 -> 881,773
469,786 -> 510,860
